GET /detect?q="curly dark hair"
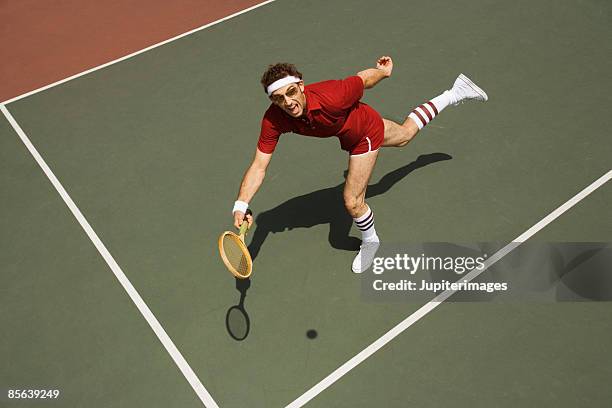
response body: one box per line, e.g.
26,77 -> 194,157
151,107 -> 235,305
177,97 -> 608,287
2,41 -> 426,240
260,63 -> 303,93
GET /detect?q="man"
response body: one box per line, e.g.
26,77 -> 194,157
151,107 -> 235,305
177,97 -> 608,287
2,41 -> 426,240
232,56 -> 487,273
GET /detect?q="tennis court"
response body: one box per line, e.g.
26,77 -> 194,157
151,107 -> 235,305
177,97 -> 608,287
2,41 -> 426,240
2,1 -> 611,407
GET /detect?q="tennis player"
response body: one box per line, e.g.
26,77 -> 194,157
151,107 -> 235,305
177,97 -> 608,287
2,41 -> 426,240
232,56 -> 487,273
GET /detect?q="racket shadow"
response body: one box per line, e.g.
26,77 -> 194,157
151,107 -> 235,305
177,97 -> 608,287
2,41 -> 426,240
248,152 -> 452,260
225,277 -> 251,341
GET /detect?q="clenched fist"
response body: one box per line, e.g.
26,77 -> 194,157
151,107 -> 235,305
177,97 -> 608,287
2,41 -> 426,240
233,210 -> 253,230
376,56 -> 393,77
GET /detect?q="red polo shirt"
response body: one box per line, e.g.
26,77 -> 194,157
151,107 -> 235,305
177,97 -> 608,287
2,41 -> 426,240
257,76 -> 384,154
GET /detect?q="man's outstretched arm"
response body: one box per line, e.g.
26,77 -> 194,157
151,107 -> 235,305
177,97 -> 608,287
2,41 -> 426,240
233,148 -> 273,228
357,56 -> 393,89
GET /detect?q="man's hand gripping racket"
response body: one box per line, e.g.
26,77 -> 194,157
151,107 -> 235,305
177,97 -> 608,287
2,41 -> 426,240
219,209 -> 253,279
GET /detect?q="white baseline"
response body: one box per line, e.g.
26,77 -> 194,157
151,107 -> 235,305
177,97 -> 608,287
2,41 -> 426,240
286,169 -> 611,408
2,105 -> 220,407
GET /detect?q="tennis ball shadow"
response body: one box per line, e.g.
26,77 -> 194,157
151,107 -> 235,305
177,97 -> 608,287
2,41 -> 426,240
247,153 -> 452,260
225,277 -> 251,341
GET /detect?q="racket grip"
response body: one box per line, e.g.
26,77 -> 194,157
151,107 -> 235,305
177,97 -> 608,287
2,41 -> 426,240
238,209 -> 252,236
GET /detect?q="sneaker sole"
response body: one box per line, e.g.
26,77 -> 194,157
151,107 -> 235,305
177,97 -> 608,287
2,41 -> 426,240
458,73 -> 488,102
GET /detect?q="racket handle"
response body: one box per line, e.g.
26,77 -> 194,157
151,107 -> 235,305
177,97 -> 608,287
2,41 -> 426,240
238,209 -> 252,237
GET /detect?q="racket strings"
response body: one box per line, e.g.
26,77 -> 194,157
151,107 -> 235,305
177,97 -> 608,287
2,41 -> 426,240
222,235 -> 250,276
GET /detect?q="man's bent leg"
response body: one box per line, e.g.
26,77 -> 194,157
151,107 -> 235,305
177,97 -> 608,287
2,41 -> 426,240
344,151 -> 380,273
382,118 -> 419,147
383,73 -> 488,148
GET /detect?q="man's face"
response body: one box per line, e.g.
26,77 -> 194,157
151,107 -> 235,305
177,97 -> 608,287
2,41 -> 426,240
270,81 -> 306,117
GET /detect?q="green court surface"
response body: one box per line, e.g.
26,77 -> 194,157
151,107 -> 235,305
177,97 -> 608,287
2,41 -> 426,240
2,0 -> 611,407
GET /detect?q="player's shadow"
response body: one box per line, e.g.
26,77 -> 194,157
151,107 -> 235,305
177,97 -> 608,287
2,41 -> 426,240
248,152 -> 452,260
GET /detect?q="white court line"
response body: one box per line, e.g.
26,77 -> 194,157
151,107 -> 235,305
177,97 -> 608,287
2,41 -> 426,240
1,104 -> 220,407
2,3 -> 280,405
2,0 -> 277,105
286,169 -> 612,408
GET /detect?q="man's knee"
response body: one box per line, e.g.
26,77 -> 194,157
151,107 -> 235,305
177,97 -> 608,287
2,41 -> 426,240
399,123 -> 418,146
383,120 -> 417,148
396,138 -> 410,147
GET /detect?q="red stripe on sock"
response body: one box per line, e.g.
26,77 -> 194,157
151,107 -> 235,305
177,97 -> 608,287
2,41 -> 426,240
412,109 -> 427,127
427,101 -> 439,115
419,105 -> 433,121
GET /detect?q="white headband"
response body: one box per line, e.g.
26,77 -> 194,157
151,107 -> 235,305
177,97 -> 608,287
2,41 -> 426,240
266,76 -> 301,96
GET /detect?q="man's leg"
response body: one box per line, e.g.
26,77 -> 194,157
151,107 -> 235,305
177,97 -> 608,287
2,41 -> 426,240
382,117 -> 420,147
344,150 -> 380,273
383,73 -> 488,147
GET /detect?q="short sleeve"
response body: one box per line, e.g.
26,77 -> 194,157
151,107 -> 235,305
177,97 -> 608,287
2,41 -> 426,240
257,105 -> 289,154
335,75 -> 364,109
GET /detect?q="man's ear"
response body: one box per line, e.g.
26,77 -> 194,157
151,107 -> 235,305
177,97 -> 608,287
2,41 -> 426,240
298,81 -> 305,92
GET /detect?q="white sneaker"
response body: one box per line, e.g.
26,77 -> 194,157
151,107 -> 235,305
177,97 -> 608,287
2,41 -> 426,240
451,73 -> 488,105
352,240 -> 380,273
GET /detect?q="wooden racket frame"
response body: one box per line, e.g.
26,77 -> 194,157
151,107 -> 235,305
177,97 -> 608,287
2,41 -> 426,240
218,215 -> 253,279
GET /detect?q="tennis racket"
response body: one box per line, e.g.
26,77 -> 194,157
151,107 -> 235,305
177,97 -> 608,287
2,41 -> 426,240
218,209 -> 253,279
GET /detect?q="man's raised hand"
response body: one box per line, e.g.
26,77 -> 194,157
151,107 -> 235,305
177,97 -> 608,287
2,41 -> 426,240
376,56 -> 393,77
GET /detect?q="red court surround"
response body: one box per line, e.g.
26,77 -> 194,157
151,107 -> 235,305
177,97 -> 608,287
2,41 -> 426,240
0,0 -> 267,102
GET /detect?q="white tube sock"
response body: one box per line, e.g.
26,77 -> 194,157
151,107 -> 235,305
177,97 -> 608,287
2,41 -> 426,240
354,206 -> 379,243
408,90 -> 454,130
